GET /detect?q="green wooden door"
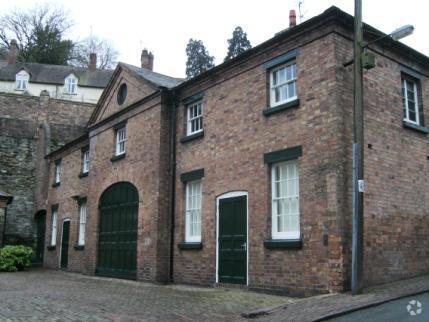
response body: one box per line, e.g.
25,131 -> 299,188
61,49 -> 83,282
218,196 -> 247,284
60,221 -> 70,268
97,182 -> 138,280
35,211 -> 46,263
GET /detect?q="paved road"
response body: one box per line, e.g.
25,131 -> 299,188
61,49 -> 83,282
0,268 -> 290,321
328,292 -> 429,322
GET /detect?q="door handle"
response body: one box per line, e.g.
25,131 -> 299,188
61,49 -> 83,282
241,242 -> 247,251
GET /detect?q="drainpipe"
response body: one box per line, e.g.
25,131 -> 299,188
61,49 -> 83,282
169,90 -> 178,282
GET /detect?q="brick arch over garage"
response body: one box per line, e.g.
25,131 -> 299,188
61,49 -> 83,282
96,181 -> 139,280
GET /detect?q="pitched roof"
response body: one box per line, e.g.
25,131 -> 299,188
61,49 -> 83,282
0,61 -> 113,88
120,62 -> 183,89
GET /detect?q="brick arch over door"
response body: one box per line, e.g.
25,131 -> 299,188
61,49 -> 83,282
96,182 -> 139,280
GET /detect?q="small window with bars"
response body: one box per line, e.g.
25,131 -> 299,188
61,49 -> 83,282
115,127 -> 126,156
270,62 -> 297,107
186,101 -> 203,135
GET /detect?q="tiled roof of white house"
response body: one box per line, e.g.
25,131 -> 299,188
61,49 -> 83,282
0,61 -> 113,88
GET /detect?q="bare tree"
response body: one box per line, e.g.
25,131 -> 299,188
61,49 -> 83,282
69,35 -> 119,69
0,4 -> 74,65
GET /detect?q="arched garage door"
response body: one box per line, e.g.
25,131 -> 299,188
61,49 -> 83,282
96,182 -> 138,279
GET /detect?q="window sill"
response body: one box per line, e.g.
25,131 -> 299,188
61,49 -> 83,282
178,242 -> 203,250
403,121 -> 429,134
264,239 -> 302,249
74,245 -> 84,251
51,182 -> 60,188
180,131 -> 204,143
46,245 -> 56,251
78,172 -> 89,178
110,153 -> 126,162
263,99 -> 300,116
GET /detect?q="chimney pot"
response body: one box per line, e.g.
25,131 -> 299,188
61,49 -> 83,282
289,10 -> 297,28
7,39 -> 18,65
141,49 -> 154,71
89,53 -> 97,71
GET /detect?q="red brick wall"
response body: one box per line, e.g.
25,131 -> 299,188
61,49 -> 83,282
44,93 -> 172,282
333,30 -> 429,288
173,31 -> 348,295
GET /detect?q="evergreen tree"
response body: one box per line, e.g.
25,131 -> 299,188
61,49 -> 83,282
224,26 -> 252,61
185,39 -> 215,78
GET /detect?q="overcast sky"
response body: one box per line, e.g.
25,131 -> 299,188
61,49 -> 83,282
1,0 -> 427,77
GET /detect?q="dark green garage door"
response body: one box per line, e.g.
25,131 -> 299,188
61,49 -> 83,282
96,182 -> 138,279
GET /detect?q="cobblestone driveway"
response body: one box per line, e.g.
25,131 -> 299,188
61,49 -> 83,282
0,269 -> 290,321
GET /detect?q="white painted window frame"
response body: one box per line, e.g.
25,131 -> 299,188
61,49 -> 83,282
186,101 -> 203,135
78,202 -> 87,246
82,150 -> 90,173
115,127 -> 126,156
271,160 -> 300,240
51,210 -> 58,246
55,161 -> 61,183
402,78 -> 420,125
15,70 -> 29,91
269,62 -> 297,107
185,180 -> 202,242
65,75 -> 78,94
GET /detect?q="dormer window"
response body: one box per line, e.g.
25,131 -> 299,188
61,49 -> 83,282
15,70 -> 29,91
65,75 -> 78,94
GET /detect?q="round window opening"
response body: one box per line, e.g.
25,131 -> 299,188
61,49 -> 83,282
117,83 -> 127,105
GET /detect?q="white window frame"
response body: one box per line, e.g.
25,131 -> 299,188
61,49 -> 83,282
269,62 -> 297,107
65,75 -> 78,94
82,150 -> 90,173
185,180 -> 202,242
271,160 -> 300,240
51,210 -> 58,246
78,201 -> 87,246
54,160 -> 61,184
186,101 -> 203,136
15,70 -> 29,91
115,127 -> 126,156
402,77 -> 420,125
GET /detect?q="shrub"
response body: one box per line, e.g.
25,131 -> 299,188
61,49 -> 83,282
0,245 -> 34,272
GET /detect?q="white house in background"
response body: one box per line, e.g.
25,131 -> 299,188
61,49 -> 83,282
0,41 -> 113,104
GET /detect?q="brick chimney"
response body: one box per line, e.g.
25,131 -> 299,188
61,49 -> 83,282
141,49 -> 154,70
89,53 -> 97,71
289,10 -> 297,28
7,39 -> 18,65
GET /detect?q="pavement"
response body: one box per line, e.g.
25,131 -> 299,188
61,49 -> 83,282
256,274 -> 429,322
0,268 -> 290,321
328,292 -> 428,322
0,268 -> 428,321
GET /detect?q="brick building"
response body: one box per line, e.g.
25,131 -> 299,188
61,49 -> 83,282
41,7 -> 428,295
